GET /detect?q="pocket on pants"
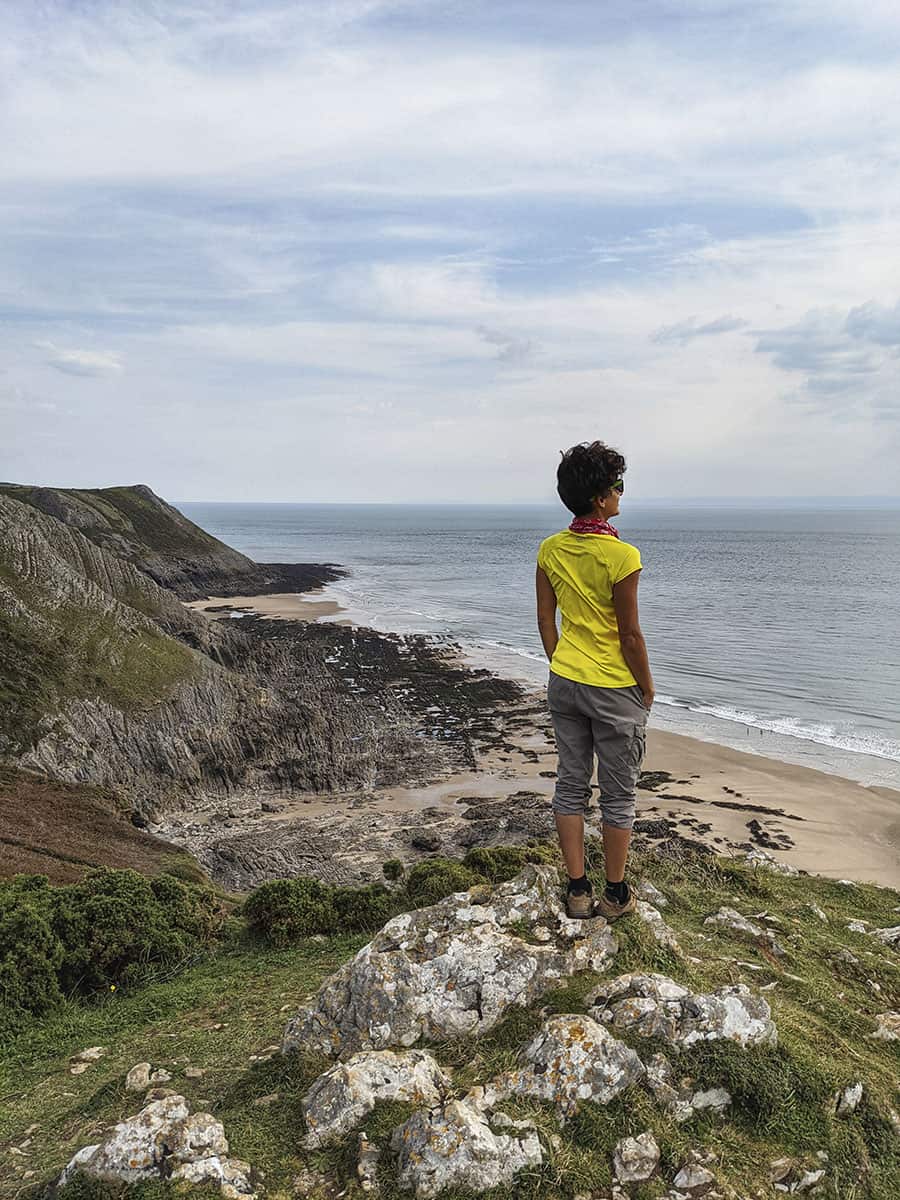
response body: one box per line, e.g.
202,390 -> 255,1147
629,721 -> 647,772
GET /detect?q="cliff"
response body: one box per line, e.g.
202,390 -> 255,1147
0,488 -> 518,818
0,482 -> 341,600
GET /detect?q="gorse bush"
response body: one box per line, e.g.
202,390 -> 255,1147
0,867 -> 226,1029
245,846 -> 564,944
403,858 -> 481,906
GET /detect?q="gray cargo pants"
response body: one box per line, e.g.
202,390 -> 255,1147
547,672 -> 649,828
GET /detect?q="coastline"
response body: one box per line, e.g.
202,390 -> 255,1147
182,588 -> 900,889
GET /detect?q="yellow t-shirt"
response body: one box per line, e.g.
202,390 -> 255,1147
537,529 -> 642,687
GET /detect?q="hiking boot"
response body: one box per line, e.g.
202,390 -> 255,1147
596,884 -> 636,921
565,885 -> 594,920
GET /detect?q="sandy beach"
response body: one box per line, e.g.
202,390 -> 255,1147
183,590 -> 900,889
186,589 -> 351,623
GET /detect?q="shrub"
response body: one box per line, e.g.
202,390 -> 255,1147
404,858 -> 483,907
0,884 -> 65,1027
332,883 -> 397,932
382,858 -> 405,882
244,876 -> 336,946
51,868 -> 225,993
0,868 -> 225,1022
461,845 -> 555,882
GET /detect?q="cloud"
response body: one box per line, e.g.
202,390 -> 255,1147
476,325 -> 534,365
38,342 -> 124,377
651,315 -> 748,345
753,303 -> 900,409
2,3 -> 900,497
845,299 -> 900,346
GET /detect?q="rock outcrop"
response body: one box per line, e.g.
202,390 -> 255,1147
588,972 -> 777,1048
282,864 -> 617,1057
391,1097 -> 543,1199
58,1094 -> 255,1198
499,1014 -> 645,1115
0,489 -> 517,823
280,868 -> 781,1198
301,1050 -> 451,1147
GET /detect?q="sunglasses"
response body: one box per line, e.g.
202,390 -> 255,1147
611,478 -> 625,494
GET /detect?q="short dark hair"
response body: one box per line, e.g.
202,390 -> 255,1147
556,441 -> 626,516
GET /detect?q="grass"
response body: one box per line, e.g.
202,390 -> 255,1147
2,845 -> 899,1199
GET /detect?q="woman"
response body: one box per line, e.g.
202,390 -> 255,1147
535,441 -> 654,920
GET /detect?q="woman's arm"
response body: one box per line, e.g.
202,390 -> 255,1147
612,569 -> 655,706
535,565 -> 559,661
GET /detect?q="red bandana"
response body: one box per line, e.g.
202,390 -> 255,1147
568,516 -> 620,538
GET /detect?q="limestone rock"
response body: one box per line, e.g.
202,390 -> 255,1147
125,1062 -> 153,1091
835,1081 -> 863,1115
613,1131 -> 660,1183
357,1132 -> 380,1192
807,903 -> 828,923
72,1046 -> 108,1063
703,907 -> 785,955
870,1011 -> 900,1041
673,1087 -> 731,1123
391,1096 -> 542,1198
672,1163 -> 717,1195
283,865 -> 617,1057
499,1014 -> 645,1117
847,919 -> 868,934
872,925 -> 900,946
589,972 -> 777,1048
643,1052 -> 679,1105
635,879 -> 668,906
745,847 -> 799,875
302,1050 -> 451,1147
636,901 -> 680,950
57,1094 -> 255,1196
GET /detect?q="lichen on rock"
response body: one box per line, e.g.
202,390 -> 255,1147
57,1094 -> 255,1198
588,972 -> 777,1048
301,1049 -> 451,1147
283,864 -> 616,1058
390,1096 -> 543,1199
497,1014 -> 645,1117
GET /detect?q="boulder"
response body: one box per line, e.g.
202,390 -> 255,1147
498,1014 -> 644,1117
302,1050 -> 451,1147
391,1096 -> 542,1198
57,1094 -> 255,1197
872,925 -> 900,946
745,847 -> 799,875
283,865 -> 616,1057
588,972 -> 777,1048
613,1131 -> 660,1183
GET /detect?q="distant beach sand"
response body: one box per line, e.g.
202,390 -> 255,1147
186,589 -> 351,624
185,590 -> 900,889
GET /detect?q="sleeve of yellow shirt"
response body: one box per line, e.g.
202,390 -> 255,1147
611,542 -> 642,584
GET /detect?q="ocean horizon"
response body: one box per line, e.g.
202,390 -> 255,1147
179,501 -> 900,792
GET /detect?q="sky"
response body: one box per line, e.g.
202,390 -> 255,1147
2,1 -> 900,503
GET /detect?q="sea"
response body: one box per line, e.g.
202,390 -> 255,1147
178,501 -> 900,791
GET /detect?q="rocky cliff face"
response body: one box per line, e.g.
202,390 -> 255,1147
0,482 -> 342,599
0,489 -> 519,818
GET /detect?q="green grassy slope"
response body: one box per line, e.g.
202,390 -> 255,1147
2,845 -> 898,1200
